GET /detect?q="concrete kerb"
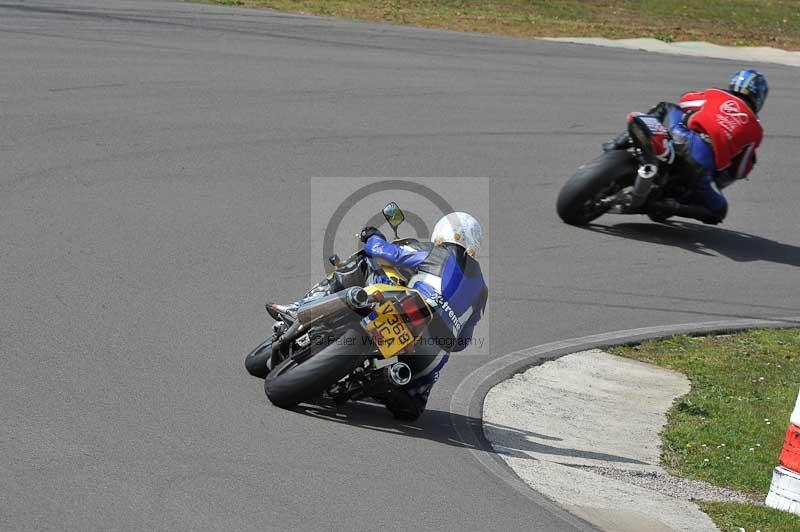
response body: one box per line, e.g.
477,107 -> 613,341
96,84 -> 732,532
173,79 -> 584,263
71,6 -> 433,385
541,37 -> 800,68
449,316 -> 800,530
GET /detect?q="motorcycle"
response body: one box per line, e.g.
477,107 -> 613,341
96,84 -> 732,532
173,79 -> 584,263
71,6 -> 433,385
244,202 -> 435,409
556,113 -> 698,226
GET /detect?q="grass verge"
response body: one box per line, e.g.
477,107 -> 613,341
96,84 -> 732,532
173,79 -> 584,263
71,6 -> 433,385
612,328 -> 800,532
202,0 -> 800,50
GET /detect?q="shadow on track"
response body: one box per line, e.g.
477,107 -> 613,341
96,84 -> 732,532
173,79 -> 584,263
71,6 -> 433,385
293,399 -> 647,465
585,221 -> 800,267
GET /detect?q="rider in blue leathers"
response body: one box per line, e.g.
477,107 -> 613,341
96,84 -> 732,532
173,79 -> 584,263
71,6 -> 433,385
360,211 -> 488,420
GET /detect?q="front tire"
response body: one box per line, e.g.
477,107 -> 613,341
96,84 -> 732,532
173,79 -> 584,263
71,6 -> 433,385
556,150 -> 638,225
244,337 -> 274,379
264,329 -> 368,408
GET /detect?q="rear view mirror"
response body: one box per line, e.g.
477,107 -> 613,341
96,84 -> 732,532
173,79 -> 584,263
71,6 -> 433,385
382,202 -> 405,237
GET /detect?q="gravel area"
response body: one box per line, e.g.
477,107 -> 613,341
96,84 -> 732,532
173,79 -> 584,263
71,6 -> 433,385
573,465 -> 763,505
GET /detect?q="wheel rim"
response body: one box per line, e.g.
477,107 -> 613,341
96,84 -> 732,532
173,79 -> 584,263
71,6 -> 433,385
579,182 -> 621,220
269,344 -> 318,379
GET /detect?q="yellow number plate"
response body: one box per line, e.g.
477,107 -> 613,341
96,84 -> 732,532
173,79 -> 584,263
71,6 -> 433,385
365,301 -> 415,358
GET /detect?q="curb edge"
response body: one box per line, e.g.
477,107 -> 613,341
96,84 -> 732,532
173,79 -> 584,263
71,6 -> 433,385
449,316 -> 800,531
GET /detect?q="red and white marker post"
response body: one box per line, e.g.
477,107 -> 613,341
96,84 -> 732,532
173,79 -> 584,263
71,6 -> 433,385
766,387 -> 800,514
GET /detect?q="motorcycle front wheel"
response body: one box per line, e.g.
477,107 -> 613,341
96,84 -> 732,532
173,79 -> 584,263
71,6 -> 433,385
556,150 -> 638,225
244,337 -> 274,379
264,329 -> 368,408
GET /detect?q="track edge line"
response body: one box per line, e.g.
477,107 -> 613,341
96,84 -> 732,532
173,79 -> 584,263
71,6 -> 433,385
449,316 -> 800,531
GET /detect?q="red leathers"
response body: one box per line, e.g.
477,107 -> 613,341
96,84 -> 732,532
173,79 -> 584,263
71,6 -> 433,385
679,88 -> 763,174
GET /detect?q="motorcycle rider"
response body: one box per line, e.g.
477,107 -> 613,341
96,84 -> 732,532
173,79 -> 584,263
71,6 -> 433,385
607,69 -> 768,225
359,211 -> 488,421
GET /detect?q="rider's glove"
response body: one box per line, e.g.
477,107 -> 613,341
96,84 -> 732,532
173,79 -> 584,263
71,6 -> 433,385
360,226 -> 385,243
647,101 -> 681,122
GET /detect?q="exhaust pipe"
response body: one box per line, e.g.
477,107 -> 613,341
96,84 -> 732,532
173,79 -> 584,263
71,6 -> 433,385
295,287 -> 369,325
629,163 -> 658,208
386,362 -> 412,387
344,286 -> 370,309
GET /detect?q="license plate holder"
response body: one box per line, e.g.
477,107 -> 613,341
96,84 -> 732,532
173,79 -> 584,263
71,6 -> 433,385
364,301 -> 415,358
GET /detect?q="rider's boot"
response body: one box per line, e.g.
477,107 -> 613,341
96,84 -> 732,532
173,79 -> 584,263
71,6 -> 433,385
602,131 -> 633,152
380,389 -> 426,422
647,199 -> 723,225
266,280 -> 333,318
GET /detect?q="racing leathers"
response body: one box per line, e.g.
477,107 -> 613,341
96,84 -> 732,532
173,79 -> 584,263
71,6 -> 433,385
655,89 -> 763,224
364,235 -> 488,420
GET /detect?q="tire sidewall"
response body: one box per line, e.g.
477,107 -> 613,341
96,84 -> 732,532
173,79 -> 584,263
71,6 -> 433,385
244,338 -> 273,379
556,150 -> 638,225
264,329 -> 369,408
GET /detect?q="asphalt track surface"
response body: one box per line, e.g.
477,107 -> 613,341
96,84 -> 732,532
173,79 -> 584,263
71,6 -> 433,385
2,1 -> 799,531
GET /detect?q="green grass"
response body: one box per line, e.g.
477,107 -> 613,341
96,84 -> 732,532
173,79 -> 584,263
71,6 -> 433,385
700,501 -> 800,532
201,0 -> 800,50
612,328 -> 800,532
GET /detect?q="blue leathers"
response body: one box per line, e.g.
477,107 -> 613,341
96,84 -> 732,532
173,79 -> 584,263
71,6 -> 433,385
364,235 -> 487,351
664,107 -> 728,217
364,235 -> 488,419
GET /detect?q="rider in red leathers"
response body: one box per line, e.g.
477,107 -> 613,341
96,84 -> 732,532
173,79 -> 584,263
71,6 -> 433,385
607,69 -> 768,224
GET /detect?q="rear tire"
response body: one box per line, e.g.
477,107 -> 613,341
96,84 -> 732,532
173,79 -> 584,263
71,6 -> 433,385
556,150 -> 638,225
264,329 -> 368,408
648,212 -> 673,224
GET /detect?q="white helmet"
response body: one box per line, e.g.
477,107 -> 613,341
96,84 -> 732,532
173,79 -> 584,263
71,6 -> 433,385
431,212 -> 482,257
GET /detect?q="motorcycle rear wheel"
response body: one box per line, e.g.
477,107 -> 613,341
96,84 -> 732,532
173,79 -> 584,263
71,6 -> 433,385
647,212 -> 673,224
264,329 -> 368,408
556,150 -> 638,225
